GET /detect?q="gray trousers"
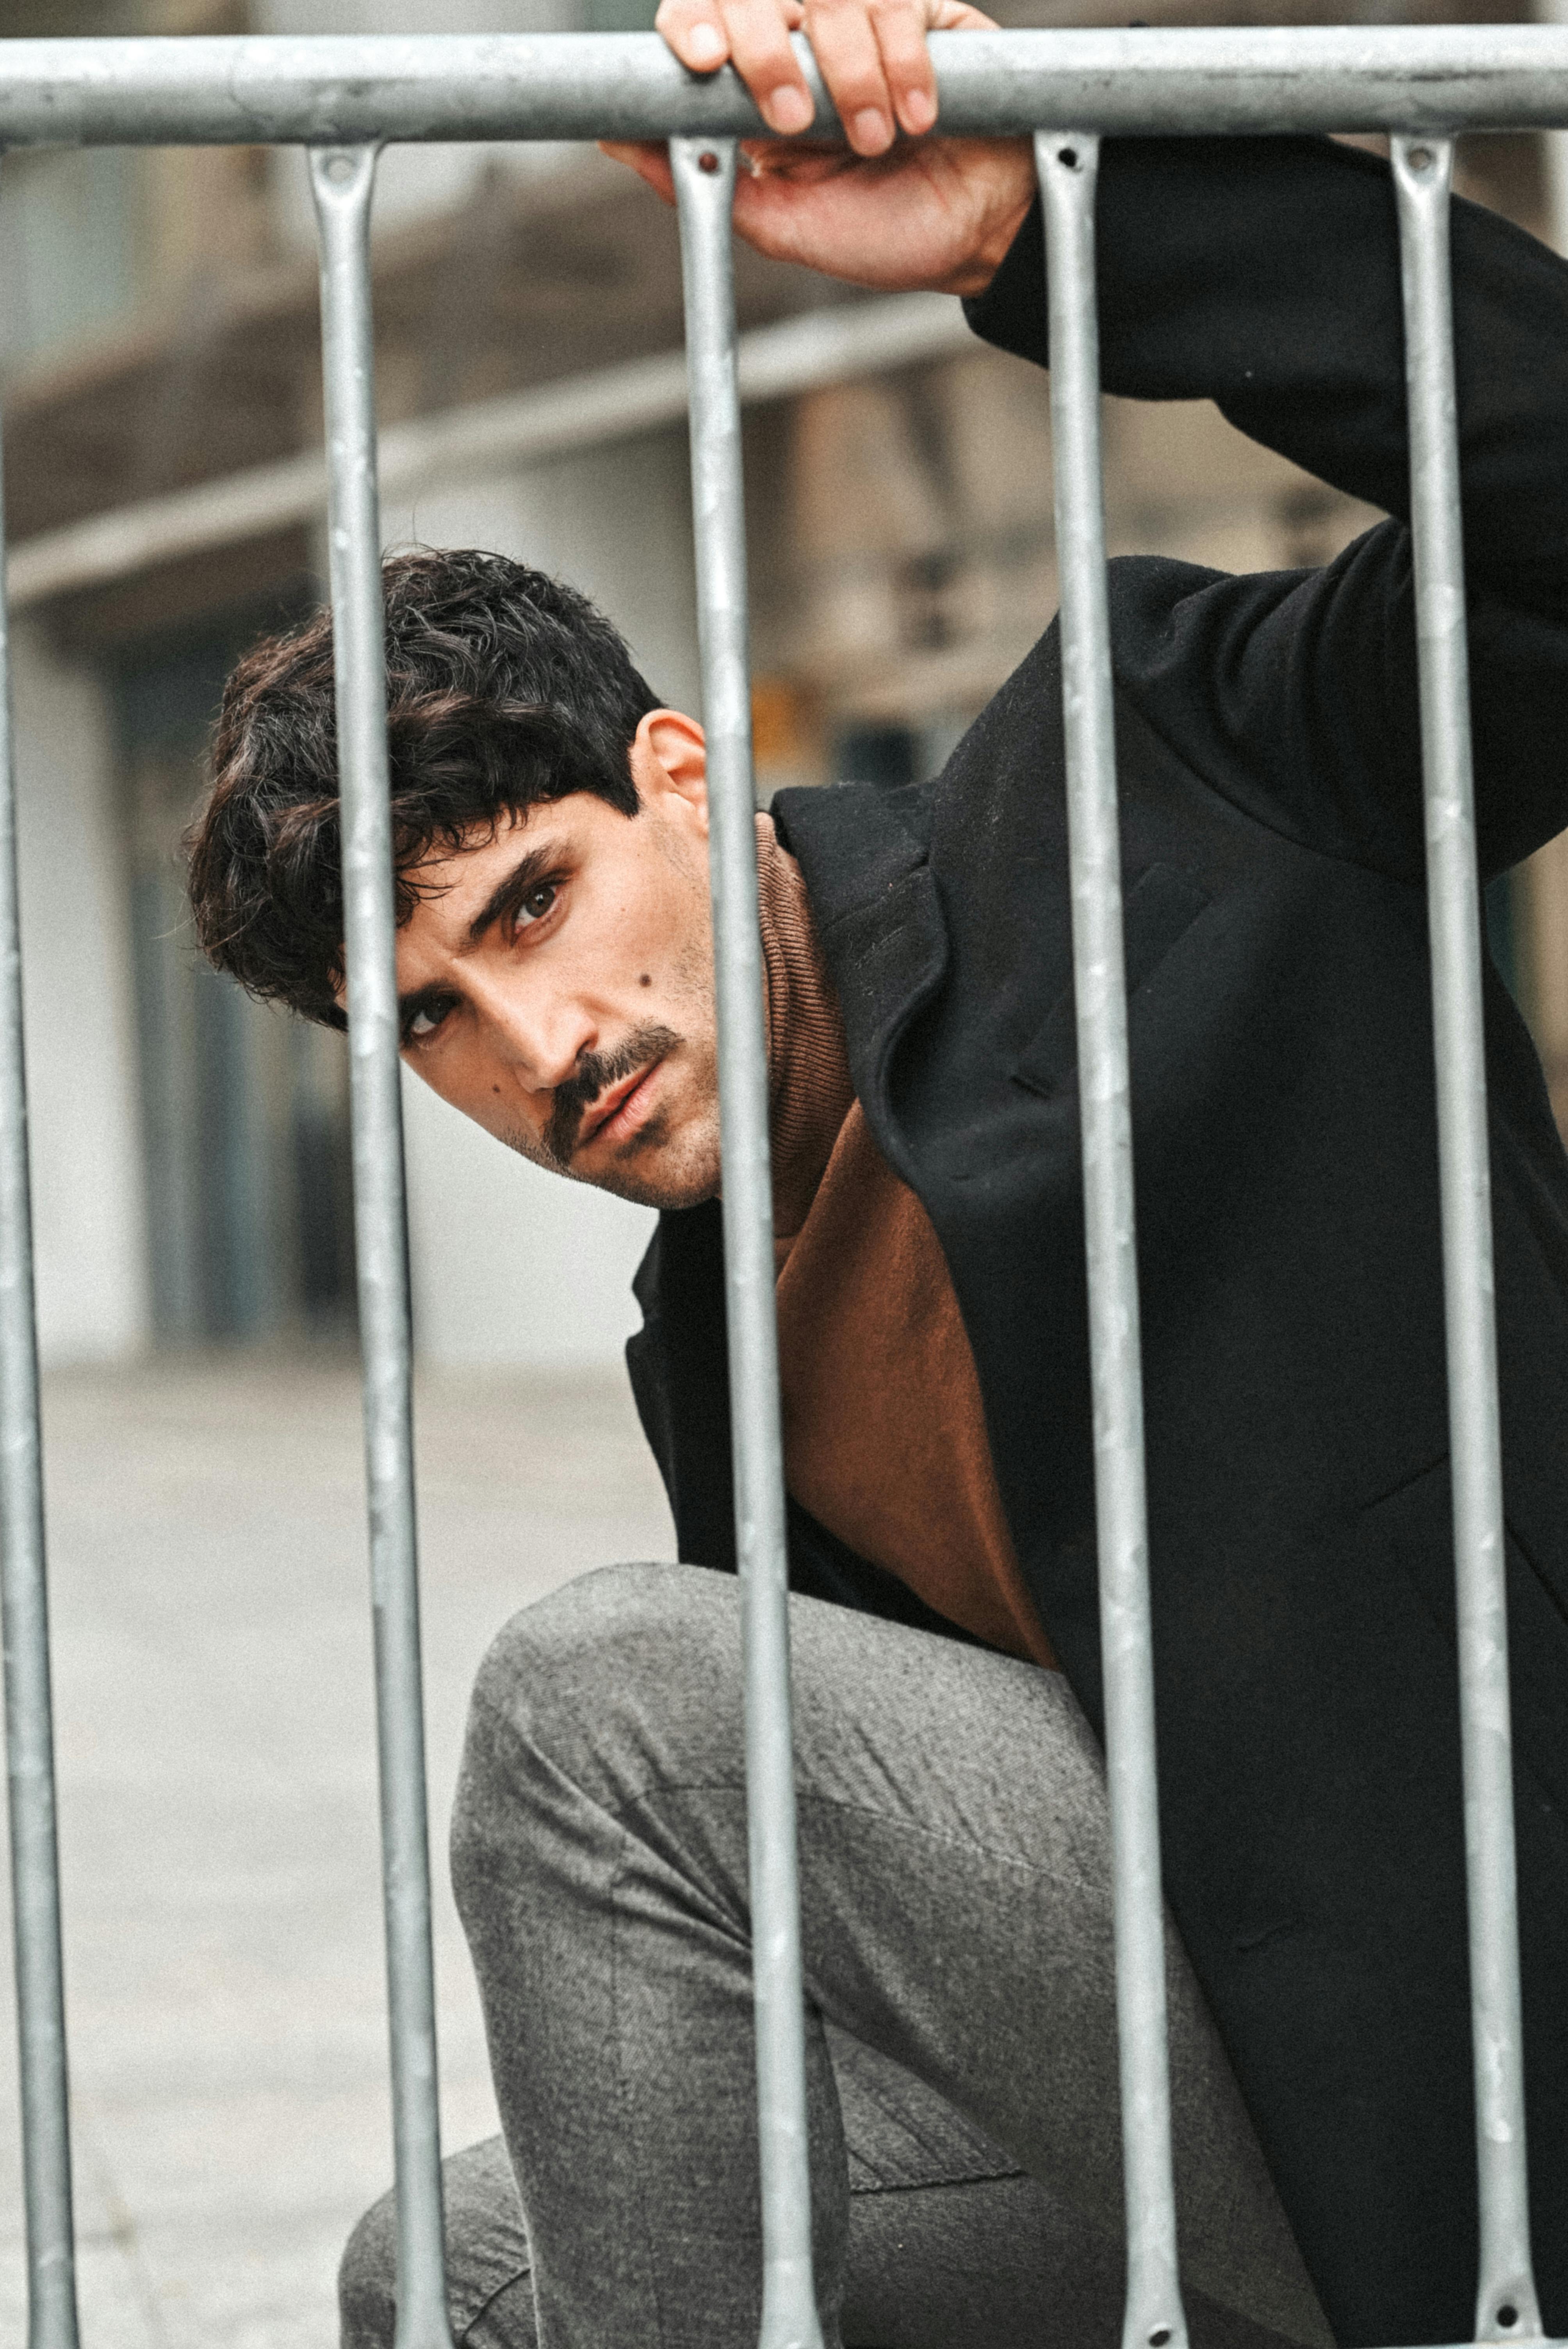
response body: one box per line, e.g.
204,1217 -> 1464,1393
341,1562 -> 1331,2349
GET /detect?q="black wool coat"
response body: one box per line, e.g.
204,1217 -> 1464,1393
625,135 -> 1568,2346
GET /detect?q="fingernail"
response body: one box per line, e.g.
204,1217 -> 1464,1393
852,105 -> 890,150
903,87 -> 935,132
765,83 -> 814,132
686,21 -> 724,64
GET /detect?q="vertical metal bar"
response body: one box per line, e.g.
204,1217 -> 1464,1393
1036,130 -> 1188,2349
1391,132 -> 1542,2346
670,135 -> 824,2349
0,155 -> 82,2349
309,142 -> 454,2349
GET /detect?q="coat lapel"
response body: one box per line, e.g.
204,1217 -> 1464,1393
772,778 -> 948,1171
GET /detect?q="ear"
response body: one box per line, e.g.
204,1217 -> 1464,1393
631,709 -> 708,834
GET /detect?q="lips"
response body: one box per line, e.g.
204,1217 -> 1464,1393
579,1058 -> 659,1152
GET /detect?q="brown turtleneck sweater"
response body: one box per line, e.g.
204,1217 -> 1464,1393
757,814 -> 1058,1670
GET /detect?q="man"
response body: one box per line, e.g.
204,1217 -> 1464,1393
186,2 -> 1568,2342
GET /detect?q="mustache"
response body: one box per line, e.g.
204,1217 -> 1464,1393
544,1023 -> 682,1167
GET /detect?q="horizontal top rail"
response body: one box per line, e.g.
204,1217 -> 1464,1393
0,26 -> 1567,147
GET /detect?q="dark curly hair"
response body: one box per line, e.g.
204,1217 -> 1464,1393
187,546 -> 661,1028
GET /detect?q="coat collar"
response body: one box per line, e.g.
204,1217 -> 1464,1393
770,778 -> 948,1174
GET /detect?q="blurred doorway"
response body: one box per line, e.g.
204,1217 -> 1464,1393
115,611 -> 356,1346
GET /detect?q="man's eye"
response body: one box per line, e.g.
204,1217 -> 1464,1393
406,1000 -> 449,1043
514,882 -> 559,932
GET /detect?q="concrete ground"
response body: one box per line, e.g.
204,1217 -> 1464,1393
0,1350 -> 674,2348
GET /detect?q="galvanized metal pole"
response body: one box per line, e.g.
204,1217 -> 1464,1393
670,135 -> 825,2349
309,141 -> 454,2349
1036,130 -> 1189,2349
2,29 -> 1568,148
1391,132 -> 1543,2347
0,158 -> 82,2349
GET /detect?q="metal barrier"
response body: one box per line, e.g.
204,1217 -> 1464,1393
2,27 -> 1566,2349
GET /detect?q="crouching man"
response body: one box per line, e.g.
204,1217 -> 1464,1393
185,1 -> 1568,2339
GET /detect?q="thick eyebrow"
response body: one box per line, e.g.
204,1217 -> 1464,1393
462,840 -> 563,950
395,841 -> 566,1038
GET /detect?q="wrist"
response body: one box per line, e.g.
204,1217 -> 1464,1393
935,141 -> 1035,298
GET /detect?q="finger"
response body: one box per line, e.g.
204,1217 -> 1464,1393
599,139 -> 678,205
717,0 -> 817,134
867,0 -> 937,136
802,0 -> 897,153
657,0 -> 815,133
654,0 -> 730,75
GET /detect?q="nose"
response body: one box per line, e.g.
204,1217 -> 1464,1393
467,970 -> 595,1096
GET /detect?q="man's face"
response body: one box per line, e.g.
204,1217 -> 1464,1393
388,709 -> 721,1211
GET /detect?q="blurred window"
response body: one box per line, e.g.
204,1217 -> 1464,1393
0,147 -> 147,379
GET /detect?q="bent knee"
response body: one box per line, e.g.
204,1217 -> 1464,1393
339,2139 -> 530,2349
467,1560 -> 739,1760
453,1561 -> 743,1900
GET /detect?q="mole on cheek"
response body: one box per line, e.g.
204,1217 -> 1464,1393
639,973 -> 651,988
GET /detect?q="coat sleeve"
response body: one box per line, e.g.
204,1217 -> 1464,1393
963,135 -> 1568,882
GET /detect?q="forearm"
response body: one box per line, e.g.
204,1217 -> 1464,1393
964,135 -> 1568,617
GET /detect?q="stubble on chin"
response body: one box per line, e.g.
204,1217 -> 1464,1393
583,1077 -> 724,1210
495,1073 -> 723,1212
595,1134 -> 722,1210
495,1120 -> 721,1210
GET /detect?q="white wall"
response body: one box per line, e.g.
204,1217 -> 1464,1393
402,1080 -> 656,1368
381,436 -> 698,1368
1551,133 -> 1568,260
1544,0 -> 1568,257
12,622 -> 149,1365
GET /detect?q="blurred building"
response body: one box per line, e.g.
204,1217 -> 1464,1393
4,0 -> 1563,1372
